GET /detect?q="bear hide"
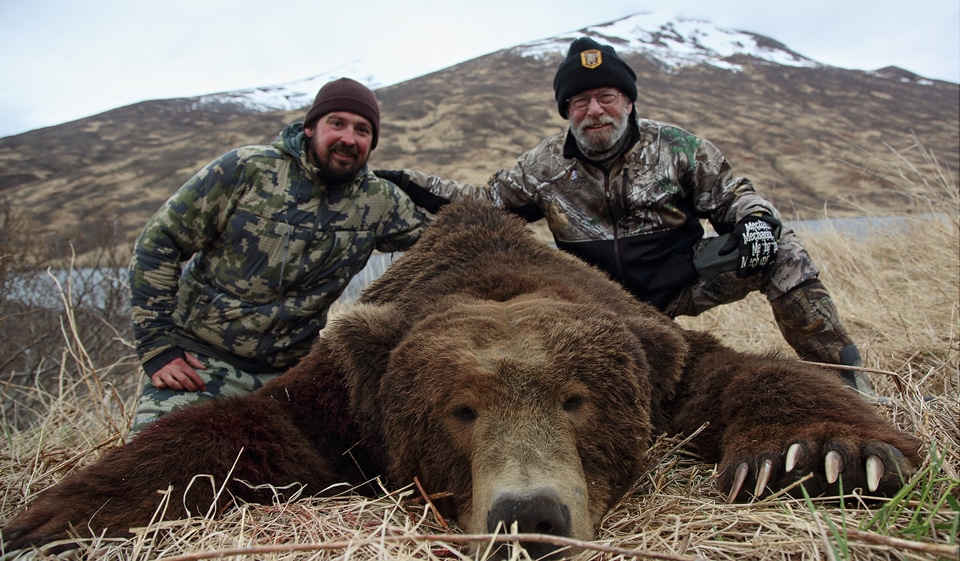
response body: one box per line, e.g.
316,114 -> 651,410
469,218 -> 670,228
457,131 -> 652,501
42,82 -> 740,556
2,199 -> 922,558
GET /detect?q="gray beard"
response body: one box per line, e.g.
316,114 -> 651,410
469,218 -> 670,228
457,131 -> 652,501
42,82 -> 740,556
576,128 -> 630,162
572,114 -> 630,162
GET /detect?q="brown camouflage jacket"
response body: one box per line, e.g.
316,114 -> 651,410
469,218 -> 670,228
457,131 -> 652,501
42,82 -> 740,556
130,122 -> 429,375
403,117 -> 779,310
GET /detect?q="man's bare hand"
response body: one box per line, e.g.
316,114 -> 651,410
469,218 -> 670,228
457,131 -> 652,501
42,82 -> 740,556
151,353 -> 207,392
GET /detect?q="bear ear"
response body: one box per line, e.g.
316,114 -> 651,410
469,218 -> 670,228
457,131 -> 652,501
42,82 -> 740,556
622,313 -> 688,398
324,302 -> 412,418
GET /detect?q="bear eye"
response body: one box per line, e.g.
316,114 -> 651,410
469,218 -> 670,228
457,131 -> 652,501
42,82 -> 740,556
452,405 -> 477,423
563,395 -> 586,413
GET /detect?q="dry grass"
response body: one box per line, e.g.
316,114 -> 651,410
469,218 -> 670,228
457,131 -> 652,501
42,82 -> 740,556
1,141 -> 958,560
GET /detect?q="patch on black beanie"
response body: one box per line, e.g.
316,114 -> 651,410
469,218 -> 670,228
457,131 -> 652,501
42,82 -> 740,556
553,37 -> 638,118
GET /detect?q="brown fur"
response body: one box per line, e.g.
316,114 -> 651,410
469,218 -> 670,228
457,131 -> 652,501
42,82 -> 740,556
2,200 -> 922,557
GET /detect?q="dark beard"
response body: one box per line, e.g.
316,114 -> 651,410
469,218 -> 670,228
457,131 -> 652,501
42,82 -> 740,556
310,142 -> 365,188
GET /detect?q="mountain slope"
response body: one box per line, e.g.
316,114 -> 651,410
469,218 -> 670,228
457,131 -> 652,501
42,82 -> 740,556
1,13 -> 957,261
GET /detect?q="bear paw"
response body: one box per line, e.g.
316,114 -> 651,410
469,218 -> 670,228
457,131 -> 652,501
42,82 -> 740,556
720,437 -> 918,503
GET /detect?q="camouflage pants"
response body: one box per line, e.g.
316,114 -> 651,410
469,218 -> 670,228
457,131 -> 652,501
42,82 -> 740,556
129,353 -> 281,437
664,228 -> 855,365
665,228 -> 818,317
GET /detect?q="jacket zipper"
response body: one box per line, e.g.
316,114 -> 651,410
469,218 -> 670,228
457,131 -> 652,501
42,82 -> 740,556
602,171 -> 626,281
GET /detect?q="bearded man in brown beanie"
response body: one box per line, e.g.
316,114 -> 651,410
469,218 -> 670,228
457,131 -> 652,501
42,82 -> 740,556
127,78 -> 430,435
375,38 -> 876,399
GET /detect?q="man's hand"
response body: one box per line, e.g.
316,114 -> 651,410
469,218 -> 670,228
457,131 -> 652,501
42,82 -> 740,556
374,169 -> 450,214
151,353 -> 207,392
718,214 -> 782,278
373,169 -> 407,187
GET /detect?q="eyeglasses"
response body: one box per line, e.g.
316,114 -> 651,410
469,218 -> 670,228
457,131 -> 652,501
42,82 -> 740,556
567,91 -> 622,111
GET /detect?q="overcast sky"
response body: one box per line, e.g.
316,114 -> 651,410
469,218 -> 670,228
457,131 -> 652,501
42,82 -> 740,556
1,0 -> 957,138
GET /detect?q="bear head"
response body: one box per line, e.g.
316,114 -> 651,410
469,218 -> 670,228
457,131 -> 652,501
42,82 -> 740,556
325,290 -> 687,557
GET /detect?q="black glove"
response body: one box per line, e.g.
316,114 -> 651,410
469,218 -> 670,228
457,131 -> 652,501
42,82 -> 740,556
373,169 -> 449,214
717,214 -> 782,278
373,169 -> 407,188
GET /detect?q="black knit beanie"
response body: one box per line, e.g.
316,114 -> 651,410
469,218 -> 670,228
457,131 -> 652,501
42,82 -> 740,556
303,78 -> 381,149
553,37 -> 638,118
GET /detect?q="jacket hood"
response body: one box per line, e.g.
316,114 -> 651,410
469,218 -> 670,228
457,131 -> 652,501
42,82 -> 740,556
274,122 -> 308,158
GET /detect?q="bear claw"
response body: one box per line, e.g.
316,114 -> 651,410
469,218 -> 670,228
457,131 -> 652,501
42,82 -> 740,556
785,443 -> 801,473
726,462 -> 750,503
825,450 -> 843,484
866,455 -> 884,492
754,459 -> 774,497
725,442 -> 902,503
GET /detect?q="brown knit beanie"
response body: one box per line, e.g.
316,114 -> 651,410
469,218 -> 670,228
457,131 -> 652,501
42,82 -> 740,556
303,78 -> 381,149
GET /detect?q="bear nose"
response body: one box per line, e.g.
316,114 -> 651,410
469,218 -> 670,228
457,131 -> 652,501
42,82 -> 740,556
486,488 -> 572,557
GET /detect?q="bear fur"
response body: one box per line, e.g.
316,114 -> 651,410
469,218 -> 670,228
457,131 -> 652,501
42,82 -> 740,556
2,200 -> 922,557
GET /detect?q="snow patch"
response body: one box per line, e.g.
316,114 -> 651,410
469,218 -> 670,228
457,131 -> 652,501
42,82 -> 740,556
190,61 -> 387,113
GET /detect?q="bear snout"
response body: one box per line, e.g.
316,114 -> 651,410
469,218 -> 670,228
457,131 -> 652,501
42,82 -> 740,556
486,488 -> 572,535
486,488 -> 573,558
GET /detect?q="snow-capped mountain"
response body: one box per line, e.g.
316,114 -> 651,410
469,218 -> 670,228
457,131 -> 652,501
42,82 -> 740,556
190,12 -> 824,114
515,13 -> 818,72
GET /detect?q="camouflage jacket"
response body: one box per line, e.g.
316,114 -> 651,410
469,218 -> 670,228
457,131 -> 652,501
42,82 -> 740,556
130,122 -> 429,375
403,117 -> 778,310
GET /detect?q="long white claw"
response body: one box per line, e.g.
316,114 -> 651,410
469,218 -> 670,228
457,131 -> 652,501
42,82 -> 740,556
825,451 -> 843,484
866,455 -> 884,492
786,443 -> 801,473
754,459 -> 774,498
727,462 -> 750,504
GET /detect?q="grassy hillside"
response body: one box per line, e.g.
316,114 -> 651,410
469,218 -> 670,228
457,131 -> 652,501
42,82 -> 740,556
1,141 -> 957,559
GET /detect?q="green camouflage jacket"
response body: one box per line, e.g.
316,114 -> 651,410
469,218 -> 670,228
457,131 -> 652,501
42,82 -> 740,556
130,122 -> 429,375
403,117 -> 779,310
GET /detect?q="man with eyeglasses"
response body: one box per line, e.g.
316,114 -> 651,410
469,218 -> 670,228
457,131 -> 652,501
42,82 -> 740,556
375,37 -> 874,398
